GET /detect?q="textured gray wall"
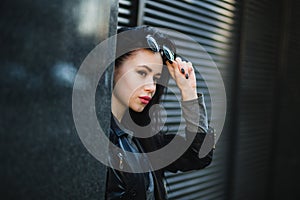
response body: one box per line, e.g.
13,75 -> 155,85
1,0 -> 118,199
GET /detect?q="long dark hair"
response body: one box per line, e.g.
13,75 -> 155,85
114,26 -> 176,133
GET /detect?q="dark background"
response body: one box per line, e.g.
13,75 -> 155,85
1,0 -> 300,199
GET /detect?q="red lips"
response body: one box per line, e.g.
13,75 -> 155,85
139,96 -> 151,104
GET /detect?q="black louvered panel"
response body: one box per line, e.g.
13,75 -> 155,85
118,0 -> 131,26
232,0 -> 281,199
117,0 -> 138,27
165,169 -> 225,199
140,0 -> 240,199
165,151 -> 227,200
116,0 -> 240,199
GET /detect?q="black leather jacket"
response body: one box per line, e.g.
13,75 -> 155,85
105,96 -> 214,200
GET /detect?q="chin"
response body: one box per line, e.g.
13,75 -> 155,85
132,106 -> 145,113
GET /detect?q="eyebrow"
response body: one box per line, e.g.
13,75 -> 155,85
137,65 -> 161,76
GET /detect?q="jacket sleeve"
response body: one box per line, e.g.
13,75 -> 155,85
164,94 -> 215,173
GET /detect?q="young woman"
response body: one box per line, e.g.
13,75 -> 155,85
106,26 -> 214,200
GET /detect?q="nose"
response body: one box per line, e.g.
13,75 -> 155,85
144,79 -> 156,94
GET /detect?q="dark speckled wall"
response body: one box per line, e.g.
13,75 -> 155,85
1,0 -> 118,199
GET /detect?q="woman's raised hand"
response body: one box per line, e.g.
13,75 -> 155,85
166,57 -> 198,101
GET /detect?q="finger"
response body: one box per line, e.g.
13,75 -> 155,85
166,61 -> 175,79
171,58 -> 183,78
187,62 -> 195,79
175,57 -> 183,73
174,57 -> 184,74
182,61 -> 189,79
174,59 -> 185,79
178,60 -> 189,79
169,57 -> 190,80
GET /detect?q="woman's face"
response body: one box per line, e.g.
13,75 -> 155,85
113,49 -> 163,113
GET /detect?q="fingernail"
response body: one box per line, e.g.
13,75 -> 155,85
185,74 -> 189,79
181,68 -> 185,74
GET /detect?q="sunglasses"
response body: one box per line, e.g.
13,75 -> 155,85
146,35 -> 176,63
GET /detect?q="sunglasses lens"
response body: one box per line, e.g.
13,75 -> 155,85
146,35 -> 175,63
163,45 -> 175,62
146,35 -> 159,52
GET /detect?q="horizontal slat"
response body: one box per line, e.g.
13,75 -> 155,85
119,0 -> 131,6
205,0 -> 237,11
117,17 -> 130,24
118,7 -> 130,15
146,0 -> 235,24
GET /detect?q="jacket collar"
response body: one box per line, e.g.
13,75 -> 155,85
111,114 -> 134,137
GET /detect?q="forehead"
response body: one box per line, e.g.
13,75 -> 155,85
123,49 -> 163,72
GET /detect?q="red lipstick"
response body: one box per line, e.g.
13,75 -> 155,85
139,96 -> 151,104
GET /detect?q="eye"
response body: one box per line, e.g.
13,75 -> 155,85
137,70 -> 147,77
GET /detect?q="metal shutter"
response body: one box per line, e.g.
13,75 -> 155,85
118,1 -> 241,199
118,0 -> 138,27
230,0 -> 281,199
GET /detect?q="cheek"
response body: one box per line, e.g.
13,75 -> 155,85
113,72 -> 141,102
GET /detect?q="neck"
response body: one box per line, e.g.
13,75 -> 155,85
111,93 -> 126,122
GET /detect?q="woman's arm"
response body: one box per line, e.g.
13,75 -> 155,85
162,58 -> 215,172
164,94 -> 215,173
